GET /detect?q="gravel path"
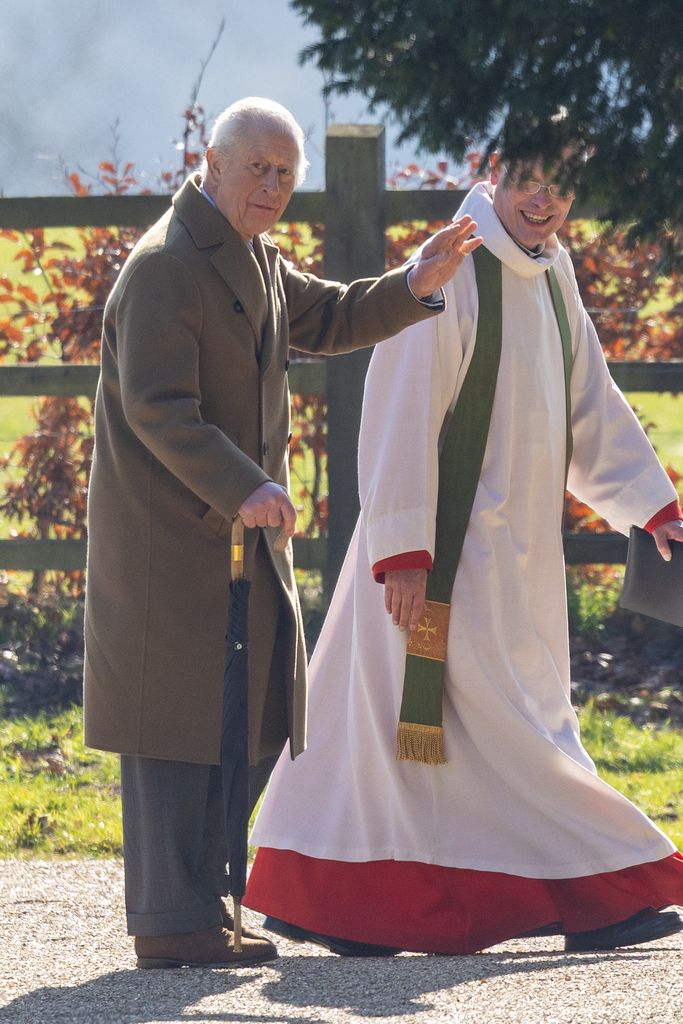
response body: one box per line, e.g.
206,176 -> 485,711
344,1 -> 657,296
1,860 -> 681,1024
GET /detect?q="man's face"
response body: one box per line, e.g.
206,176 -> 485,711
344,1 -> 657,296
204,128 -> 298,240
491,161 -> 574,249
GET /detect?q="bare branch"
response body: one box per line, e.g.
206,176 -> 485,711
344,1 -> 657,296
189,18 -> 226,108
182,19 -> 226,175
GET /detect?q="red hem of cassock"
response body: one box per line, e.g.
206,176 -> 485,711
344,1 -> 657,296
244,849 -> 683,954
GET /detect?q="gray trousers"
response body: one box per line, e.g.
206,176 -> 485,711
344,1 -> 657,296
120,752 -> 279,936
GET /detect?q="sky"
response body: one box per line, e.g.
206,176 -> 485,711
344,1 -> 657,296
1,0 -> 448,197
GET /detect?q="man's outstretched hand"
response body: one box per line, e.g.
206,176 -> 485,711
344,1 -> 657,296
407,215 -> 483,299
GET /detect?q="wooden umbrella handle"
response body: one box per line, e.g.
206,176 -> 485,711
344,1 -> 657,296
231,516 -> 245,580
233,898 -> 243,952
232,513 -> 289,571
273,528 -> 290,553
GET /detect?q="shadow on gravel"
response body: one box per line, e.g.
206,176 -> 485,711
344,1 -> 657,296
260,949 -> 658,1019
0,947 -> 661,1024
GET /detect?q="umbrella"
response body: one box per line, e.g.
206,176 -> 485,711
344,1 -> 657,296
221,517 -> 289,950
221,515 -> 250,952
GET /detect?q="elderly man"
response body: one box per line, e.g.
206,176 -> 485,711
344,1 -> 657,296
246,156 -> 683,955
83,96 -> 480,969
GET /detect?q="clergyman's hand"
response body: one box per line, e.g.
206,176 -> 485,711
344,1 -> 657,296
238,481 -> 297,543
407,215 -> 483,298
384,568 -> 428,632
651,519 -> 683,562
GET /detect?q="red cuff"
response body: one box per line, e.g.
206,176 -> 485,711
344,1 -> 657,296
372,550 -> 433,583
644,500 -> 683,533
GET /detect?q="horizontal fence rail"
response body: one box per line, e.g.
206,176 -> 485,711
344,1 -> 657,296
0,533 -> 625,570
0,188 -> 597,233
0,361 -> 327,399
0,526 -> 627,569
0,536 -> 327,573
1,360 -> 680,399
0,126 -> 680,578
0,192 -> 325,230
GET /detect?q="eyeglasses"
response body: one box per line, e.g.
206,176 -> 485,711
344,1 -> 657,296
504,167 -> 575,200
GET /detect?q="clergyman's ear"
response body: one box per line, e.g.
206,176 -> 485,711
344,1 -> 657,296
490,152 -> 501,185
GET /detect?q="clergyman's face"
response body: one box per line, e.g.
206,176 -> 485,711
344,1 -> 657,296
204,128 -> 298,240
492,162 -> 574,249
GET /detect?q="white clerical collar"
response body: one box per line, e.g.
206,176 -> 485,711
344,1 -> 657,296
512,238 -> 546,259
457,183 -> 560,278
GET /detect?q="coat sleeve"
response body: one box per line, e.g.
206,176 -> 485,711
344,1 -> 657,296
282,263 -> 443,356
357,271 -> 472,571
561,252 -> 679,536
113,251 -> 268,515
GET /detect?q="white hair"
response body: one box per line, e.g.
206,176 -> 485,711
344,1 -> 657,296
202,96 -> 309,186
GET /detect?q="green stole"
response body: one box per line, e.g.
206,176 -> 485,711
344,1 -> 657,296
396,245 -> 574,764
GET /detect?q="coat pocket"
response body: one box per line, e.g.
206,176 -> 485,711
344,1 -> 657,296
201,507 -> 231,539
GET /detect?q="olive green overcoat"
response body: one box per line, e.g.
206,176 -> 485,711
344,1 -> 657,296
83,174 -> 440,765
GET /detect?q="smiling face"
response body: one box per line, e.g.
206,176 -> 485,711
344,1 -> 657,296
491,161 -> 574,249
204,127 -> 299,241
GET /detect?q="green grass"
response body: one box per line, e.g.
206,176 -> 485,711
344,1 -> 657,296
580,703 -> 683,843
0,703 -> 681,858
625,392 -> 683,476
0,396 -> 36,443
0,397 -> 37,541
0,708 -> 121,857
580,701 -> 683,773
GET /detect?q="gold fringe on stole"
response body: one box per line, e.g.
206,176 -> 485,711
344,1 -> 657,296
396,722 -> 447,765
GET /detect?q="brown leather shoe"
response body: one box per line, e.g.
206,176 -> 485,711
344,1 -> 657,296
135,925 -> 278,969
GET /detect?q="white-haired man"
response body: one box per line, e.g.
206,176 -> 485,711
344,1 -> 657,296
83,96 -> 481,969
246,156 -> 683,956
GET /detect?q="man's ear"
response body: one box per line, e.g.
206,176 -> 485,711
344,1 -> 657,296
205,147 -> 221,183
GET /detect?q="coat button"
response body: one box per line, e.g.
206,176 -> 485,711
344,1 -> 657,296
284,359 -> 290,370
233,300 -> 243,313
287,432 -> 293,445
262,442 -> 269,456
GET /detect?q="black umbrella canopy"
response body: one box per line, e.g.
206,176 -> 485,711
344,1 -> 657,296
221,517 -> 250,950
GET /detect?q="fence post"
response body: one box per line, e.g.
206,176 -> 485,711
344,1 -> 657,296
323,125 -> 386,595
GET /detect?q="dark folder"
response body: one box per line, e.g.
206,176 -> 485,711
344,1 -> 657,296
619,526 -> 683,628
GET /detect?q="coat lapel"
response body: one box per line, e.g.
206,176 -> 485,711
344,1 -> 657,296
252,235 -> 281,372
210,237 -> 268,345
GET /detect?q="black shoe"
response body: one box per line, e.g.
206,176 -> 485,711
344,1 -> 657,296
565,908 -> 683,952
262,915 -> 400,957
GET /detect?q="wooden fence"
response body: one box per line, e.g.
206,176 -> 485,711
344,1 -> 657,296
0,125 -> 681,587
